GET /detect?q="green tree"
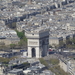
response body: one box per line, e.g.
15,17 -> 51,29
7,22 -> 16,29
50,65 -> 70,75
52,43 -> 58,48
49,45 -> 52,48
0,57 -> 9,64
11,22 -> 16,29
10,44 -> 16,49
66,39 -> 72,45
16,30 -> 25,39
49,58 -> 59,65
59,40 -> 66,48
71,37 -> 75,44
39,58 -> 48,67
15,30 -> 27,48
18,37 -> 27,48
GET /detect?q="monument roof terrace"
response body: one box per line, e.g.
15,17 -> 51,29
25,25 -> 49,39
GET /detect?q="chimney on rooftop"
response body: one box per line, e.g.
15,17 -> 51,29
41,19 -> 43,25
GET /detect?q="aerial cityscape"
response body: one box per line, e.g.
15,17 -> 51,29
0,0 -> 75,75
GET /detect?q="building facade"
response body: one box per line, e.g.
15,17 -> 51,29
25,29 -> 49,58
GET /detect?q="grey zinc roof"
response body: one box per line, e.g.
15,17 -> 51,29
9,69 -> 23,74
0,36 -> 6,39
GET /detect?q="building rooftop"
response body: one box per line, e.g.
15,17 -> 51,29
8,69 -> 23,74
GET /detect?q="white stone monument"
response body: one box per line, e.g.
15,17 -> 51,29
25,27 -> 49,58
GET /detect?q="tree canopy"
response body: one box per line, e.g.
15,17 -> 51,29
10,44 -> 16,49
16,30 -> 25,39
15,30 -> 27,48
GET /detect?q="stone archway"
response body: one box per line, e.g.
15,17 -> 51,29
32,48 -> 36,57
42,40 -> 45,57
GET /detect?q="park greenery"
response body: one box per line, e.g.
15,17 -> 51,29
7,22 -> 27,48
7,22 -> 16,29
0,30 -> 27,49
50,65 -> 70,75
48,59 -> 70,75
39,58 -> 70,75
16,30 -> 25,39
10,44 -> 16,49
65,37 -> 75,49
39,58 -> 48,67
0,56 -> 17,65
51,37 -> 75,49
16,30 -> 27,48
0,57 -> 9,64
49,58 -> 59,65
9,30 -> 27,49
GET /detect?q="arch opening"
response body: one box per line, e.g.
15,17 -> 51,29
32,48 -> 36,57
